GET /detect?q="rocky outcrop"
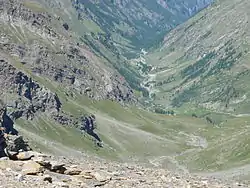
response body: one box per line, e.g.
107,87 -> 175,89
0,100 -> 17,134
0,128 -> 31,160
52,113 -> 77,127
80,114 -> 97,134
0,0 -> 59,40
5,134 -> 31,153
0,102 -> 31,158
0,60 -> 62,121
80,114 -> 102,147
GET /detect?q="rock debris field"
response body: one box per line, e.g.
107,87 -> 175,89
0,134 -> 249,188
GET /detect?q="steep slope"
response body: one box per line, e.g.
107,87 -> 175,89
0,0 -> 136,158
144,0 -> 250,114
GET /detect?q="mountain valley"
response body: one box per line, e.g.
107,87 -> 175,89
1,0 -> 250,187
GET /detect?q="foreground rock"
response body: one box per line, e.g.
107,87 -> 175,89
22,161 -> 44,175
0,129 -> 249,188
0,151 -> 249,188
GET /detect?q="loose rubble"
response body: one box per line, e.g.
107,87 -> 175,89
0,151 -> 249,188
0,126 -> 249,188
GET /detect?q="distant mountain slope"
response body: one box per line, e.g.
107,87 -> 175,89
72,0 -> 213,57
143,0 -> 250,114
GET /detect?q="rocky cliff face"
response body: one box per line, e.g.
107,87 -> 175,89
0,60 -> 61,120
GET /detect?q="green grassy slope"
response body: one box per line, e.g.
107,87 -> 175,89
15,77 -> 250,177
143,0 -> 250,114
120,0 -> 250,176
3,0 -> 250,181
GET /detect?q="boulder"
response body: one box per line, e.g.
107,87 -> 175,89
53,181 -> 69,188
0,160 -> 24,171
63,23 -> 69,30
22,161 -> 44,175
16,174 -> 24,182
0,157 -> 8,160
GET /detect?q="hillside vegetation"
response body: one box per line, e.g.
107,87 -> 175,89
2,0 -> 250,183
144,0 -> 250,114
